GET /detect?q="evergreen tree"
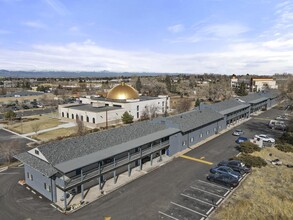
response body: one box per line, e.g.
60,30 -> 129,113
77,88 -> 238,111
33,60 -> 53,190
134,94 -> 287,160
135,77 -> 142,92
165,75 -> 172,92
236,82 -> 248,96
121,111 -> 134,124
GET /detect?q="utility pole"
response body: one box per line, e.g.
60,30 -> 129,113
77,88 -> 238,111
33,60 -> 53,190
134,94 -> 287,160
106,108 -> 108,129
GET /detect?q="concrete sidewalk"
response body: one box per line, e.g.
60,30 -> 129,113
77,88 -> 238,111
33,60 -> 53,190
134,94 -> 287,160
23,122 -> 76,137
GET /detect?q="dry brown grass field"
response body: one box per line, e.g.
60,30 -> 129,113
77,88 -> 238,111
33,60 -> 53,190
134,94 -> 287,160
7,115 -> 63,134
32,127 -> 78,142
212,147 -> 293,220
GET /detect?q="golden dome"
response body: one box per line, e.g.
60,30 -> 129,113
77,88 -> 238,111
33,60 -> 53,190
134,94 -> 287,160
106,82 -> 139,100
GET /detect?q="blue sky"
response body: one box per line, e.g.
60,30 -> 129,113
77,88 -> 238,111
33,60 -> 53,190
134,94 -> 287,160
0,0 -> 292,74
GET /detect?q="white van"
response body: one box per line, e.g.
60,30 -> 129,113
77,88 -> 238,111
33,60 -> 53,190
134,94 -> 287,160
269,120 -> 286,130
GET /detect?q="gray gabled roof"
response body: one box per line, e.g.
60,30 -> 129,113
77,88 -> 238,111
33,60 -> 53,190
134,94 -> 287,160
260,90 -> 280,99
14,152 -> 58,177
239,93 -> 268,104
55,127 -> 179,173
208,99 -> 250,115
38,120 -> 177,167
166,109 -> 224,133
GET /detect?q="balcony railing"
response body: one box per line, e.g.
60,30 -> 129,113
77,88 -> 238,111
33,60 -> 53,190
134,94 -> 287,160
57,140 -> 169,190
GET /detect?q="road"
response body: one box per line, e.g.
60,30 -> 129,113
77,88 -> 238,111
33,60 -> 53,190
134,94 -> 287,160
0,108 -> 284,220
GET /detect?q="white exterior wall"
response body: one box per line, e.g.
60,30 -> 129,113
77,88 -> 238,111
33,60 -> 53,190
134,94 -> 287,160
59,96 -> 170,128
253,80 -> 278,91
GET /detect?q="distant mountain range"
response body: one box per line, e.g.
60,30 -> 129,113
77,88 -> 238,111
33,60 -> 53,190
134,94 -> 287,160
0,70 -> 174,78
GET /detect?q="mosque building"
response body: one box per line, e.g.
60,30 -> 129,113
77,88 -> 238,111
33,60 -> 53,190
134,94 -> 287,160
58,82 -> 170,127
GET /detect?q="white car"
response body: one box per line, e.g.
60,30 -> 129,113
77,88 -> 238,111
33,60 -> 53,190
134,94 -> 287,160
233,129 -> 244,136
254,134 -> 275,143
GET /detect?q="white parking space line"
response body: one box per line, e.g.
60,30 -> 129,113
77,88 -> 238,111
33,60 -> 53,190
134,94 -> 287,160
216,198 -> 223,205
158,211 -> 179,220
171,202 -> 207,217
180,193 -> 215,207
224,191 -> 230,197
200,217 -> 205,220
197,180 -> 231,190
190,186 -> 224,198
206,207 -> 214,215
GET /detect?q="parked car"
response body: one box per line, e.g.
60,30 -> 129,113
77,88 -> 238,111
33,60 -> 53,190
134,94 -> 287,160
276,115 -> 289,121
210,166 -> 241,179
235,136 -> 248,144
233,129 -> 244,136
254,134 -> 275,143
207,173 -> 239,187
268,120 -> 286,130
218,160 -> 251,174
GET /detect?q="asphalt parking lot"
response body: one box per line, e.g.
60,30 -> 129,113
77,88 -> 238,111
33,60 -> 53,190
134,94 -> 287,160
158,175 -> 247,220
0,107 -> 286,220
0,129 -> 31,164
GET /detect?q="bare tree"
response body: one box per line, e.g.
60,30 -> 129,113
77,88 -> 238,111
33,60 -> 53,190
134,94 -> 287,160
76,119 -> 86,136
140,104 -> 159,120
176,98 -> 192,113
149,104 -> 159,119
31,122 -> 41,135
140,107 -> 150,121
0,140 -> 20,164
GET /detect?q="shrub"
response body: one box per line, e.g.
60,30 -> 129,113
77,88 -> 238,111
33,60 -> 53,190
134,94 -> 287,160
278,132 -> 293,145
121,111 -> 134,124
232,154 -> 267,168
238,142 -> 260,153
4,110 -> 16,120
275,144 -> 293,153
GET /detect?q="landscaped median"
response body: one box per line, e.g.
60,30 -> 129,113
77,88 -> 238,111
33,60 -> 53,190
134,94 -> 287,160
212,146 -> 293,219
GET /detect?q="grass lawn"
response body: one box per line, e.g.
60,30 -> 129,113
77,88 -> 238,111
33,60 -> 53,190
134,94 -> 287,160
7,115 -> 63,134
32,127 -> 78,142
212,147 -> 293,220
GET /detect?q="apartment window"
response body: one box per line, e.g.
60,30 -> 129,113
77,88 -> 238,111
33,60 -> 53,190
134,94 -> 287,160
200,133 -> 203,138
28,173 -> 33,181
182,141 -> 186,146
67,113 -> 69,118
213,127 -> 217,132
92,118 -> 95,124
27,172 -> 29,179
44,183 -> 51,192
207,130 -> 210,135
137,105 -> 139,111
71,114 -> 74,119
137,112 -> 139,119
162,101 -> 164,107
62,112 -> 64,117
81,115 -> 83,121
86,116 -> 89,122
219,125 -> 222,129
190,137 -> 194,143
35,150 -> 39,155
